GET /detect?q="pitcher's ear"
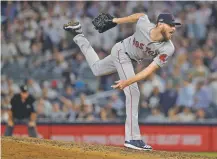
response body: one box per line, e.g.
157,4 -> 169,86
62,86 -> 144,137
156,22 -> 163,28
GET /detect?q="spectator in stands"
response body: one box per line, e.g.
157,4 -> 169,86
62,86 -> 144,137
1,1 -> 18,21
109,93 -> 124,116
1,76 -> 9,96
51,102 -> 66,121
1,77 -> 19,96
170,65 -> 183,88
147,86 -> 161,108
195,109 -> 206,122
203,47 -> 215,70
193,80 -> 212,109
59,96 -> 77,121
177,107 -> 196,122
209,73 -> 217,106
36,100 -> 47,120
195,3 -> 212,43
139,99 -> 151,120
176,77 -> 195,108
175,53 -> 190,77
41,85 -> 58,100
141,73 -> 165,98
36,97 -> 52,117
167,107 -> 180,122
145,107 -> 166,122
52,50 -> 69,75
45,21 -> 62,46
77,103 -> 95,121
62,85 -> 76,101
1,1 -> 217,123
1,107 -> 9,123
103,102 -> 118,121
1,97 -> 11,122
26,78 -> 42,98
6,79 -> 20,94
98,107 -> 113,121
188,51 -> 210,83
160,80 -> 178,116
1,38 -> 18,64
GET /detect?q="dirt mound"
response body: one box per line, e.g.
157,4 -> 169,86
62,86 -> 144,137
1,137 -> 215,159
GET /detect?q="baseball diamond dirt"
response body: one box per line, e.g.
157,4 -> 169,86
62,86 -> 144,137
1,137 -> 216,159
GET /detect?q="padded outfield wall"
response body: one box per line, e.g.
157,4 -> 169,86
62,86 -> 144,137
1,122 -> 217,152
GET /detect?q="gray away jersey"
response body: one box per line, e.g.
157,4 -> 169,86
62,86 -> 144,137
122,15 -> 175,67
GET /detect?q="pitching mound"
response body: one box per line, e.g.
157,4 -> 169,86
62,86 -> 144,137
1,137 -> 215,159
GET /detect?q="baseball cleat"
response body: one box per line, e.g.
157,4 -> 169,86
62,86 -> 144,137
124,140 -> 152,151
63,21 -> 83,36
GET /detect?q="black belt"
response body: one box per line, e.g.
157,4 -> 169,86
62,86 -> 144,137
125,52 -> 137,62
120,40 -> 137,62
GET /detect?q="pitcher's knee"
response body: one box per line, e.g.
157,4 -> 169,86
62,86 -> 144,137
131,86 -> 140,97
136,89 -> 140,96
134,91 -> 140,99
91,63 -> 101,77
136,91 -> 140,98
92,70 -> 101,76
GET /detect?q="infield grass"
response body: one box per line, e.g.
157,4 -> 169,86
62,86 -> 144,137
191,152 -> 217,157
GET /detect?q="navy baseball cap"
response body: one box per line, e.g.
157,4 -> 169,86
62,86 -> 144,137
20,85 -> 28,92
157,13 -> 181,26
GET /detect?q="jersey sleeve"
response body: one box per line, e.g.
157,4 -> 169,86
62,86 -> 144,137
153,42 -> 175,67
30,96 -> 36,113
136,15 -> 150,31
137,15 -> 150,24
10,95 -> 16,110
31,102 -> 36,113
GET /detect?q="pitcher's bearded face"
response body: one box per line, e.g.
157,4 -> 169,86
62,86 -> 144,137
160,23 -> 176,41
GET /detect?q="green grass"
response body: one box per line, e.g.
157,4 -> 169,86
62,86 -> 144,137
191,152 -> 217,157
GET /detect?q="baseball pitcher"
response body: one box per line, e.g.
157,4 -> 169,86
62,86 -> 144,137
63,12 -> 181,150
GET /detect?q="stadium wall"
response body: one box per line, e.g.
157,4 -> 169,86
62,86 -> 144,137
1,123 -> 217,152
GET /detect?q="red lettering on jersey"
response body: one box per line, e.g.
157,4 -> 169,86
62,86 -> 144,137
139,43 -> 144,50
133,38 -> 144,50
136,41 -> 139,47
133,38 -> 136,45
159,54 -> 168,62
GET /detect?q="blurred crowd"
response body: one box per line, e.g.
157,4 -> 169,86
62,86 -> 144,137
1,1 -> 217,123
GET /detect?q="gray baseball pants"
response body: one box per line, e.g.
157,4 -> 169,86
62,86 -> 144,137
4,119 -> 37,137
74,34 -> 141,141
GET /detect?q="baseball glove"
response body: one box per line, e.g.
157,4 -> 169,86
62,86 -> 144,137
92,13 -> 117,33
